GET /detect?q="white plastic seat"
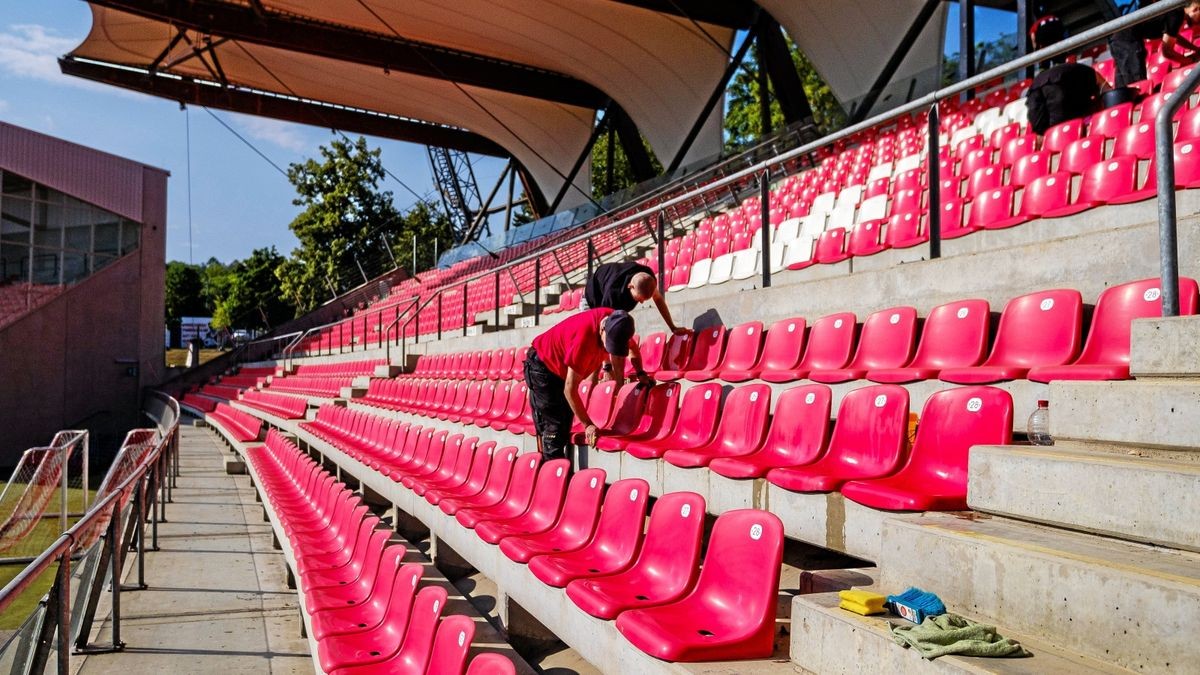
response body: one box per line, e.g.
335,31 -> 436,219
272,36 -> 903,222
773,217 -> 802,245
825,205 -> 856,231
809,191 -> 837,215
894,153 -> 923,174
781,236 -> 815,269
1004,99 -> 1028,125
687,258 -> 714,289
730,249 -> 760,280
866,162 -> 894,184
855,194 -> 889,224
799,213 -> 827,238
706,252 -> 736,285
833,185 -> 864,211
950,126 -> 979,150
768,244 -> 786,273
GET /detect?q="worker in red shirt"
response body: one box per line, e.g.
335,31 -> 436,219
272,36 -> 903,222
524,307 -> 651,463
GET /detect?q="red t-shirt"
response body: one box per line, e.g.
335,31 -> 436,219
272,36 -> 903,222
532,307 -> 626,380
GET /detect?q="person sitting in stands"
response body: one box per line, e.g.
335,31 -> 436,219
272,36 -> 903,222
524,308 -> 650,465
1026,15 -> 1108,135
583,261 -> 690,336
1109,0 -> 1200,88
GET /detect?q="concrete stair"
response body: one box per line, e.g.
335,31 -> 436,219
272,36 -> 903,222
1049,378 -> 1200,450
876,513 -> 1200,673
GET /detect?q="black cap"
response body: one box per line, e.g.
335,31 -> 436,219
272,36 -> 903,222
603,310 -> 635,357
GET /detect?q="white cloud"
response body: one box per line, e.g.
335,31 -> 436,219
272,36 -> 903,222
0,24 -> 77,83
234,115 -> 311,154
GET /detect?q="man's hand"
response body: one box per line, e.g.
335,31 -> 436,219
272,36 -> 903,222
670,325 -> 693,336
635,372 -> 655,387
584,424 -> 600,446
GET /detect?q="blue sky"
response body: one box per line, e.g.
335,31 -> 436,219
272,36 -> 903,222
2,2 -> 1014,266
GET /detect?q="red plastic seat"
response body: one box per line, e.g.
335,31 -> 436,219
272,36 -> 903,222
1113,122 -> 1156,160
1080,155 -> 1155,206
960,148 -> 995,179
624,382 -> 723,460
761,312 -> 856,383
721,317 -> 805,382
970,186 -> 1029,230
475,467 -> 597,544
868,299 -> 990,383
940,289 -> 1083,384
455,454 -> 547,529
966,165 -> 1003,198
498,469 -> 605,563
1009,150 -> 1054,187
615,510 -> 784,662
571,381 -> 617,439
999,134 -> 1037,166
813,228 -> 850,264
315,560 -> 428,672
438,447 -> 519,515
421,614 -> 476,675
594,383 -> 680,452
528,478 -> 650,587
841,387 -> 1014,511
847,219 -> 887,257
1059,137 -> 1104,175
565,492 -> 705,620
424,441 -> 496,506
326,586 -> 449,674
309,562 -> 421,642
883,212 -> 928,249
1042,118 -> 1083,152
1028,277 -> 1199,382
1022,171 -> 1079,218
697,321 -> 763,382
660,325 -> 726,381
766,385 -> 909,493
636,333 -> 668,376
809,307 -> 917,383
708,384 -> 832,479
466,653 -> 516,675
663,384 -> 772,468
1089,102 -> 1133,139
654,333 -> 694,380
937,198 -> 977,239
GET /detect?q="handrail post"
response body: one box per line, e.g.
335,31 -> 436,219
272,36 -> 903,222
586,239 -> 595,283
462,283 -> 469,337
1155,67 -> 1200,316
657,213 -> 666,278
534,259 -> 542,325
927,103 -> 942,260
760,168 -> 772,288
494,272 -> 501,327
56,552 -> 70,674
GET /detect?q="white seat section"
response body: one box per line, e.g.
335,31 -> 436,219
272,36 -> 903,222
855,194 -> 889,224
894,153 -> 923,174
809,191 -> 837,215
768,242 -> 786,273
730,249 -> 760,280
950,126 -> 979,150
781,236 -> 815,269
1004,98 -> 1028,125
686,257 -> 714,289
974,107 -> 1002,130
825,205 -> 856,231
773,217 -> 802,245
833,185 -> 864,211
706,252 -> 736,285
866,162 -> 893,183
799,213 -> 827,238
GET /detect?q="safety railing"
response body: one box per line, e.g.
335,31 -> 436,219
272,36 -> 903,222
0,431 -> 89,563
0,393 -> 180,675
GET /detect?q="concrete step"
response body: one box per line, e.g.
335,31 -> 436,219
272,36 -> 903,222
791,592 -> 1131,675
373,364 -> 402,378
968,442 -> 1200,552
877,513 -> 1200,673
1131,316 -> 1200,377
1049,379 -> 1200,450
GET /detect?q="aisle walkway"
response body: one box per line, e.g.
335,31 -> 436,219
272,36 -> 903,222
78,423 -> 313,675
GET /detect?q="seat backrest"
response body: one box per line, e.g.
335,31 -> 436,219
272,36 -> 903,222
1074,277 -> 1200,366
1021,171 -> 1073,217
762,384 -> 832,465
584,381 -> 618,429
907,299 -> 990,369
478,447 -> 519,502
1010,149 -> 1053,187
689,510 -> 784,624
685,325 -> 727,372
497,453 -> 543,512
709,384 -> 772,452
1113,122 -> 1156,160
814,228 -> 847,262
382,561 -> 424,636
587,478 -> 650,557
909,387 -> 1013,490
1077,156 -> 1139,204
637,332 -> 667,374
824,385 -> 910,474
1043,118 -> 1083,152
622,382 -> 681,440
523,459 -> 573,521
605,382 -> 649,435
390,586 -> 449,672
719,321 -> 765,372
550,469 -> 607,541
425,614 -> 476,675
985,289 -> 1083,367
1060,136 -> 1104,175
846,306 -> 917,369
1090,101 -> 1133,138
661,332 -> 694,372
630,491 -> 705,597
670,383 -> 724,445
467,654 -> 517,675
797,312 -> 858,370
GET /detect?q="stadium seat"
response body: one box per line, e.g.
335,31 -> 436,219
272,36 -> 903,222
884,212 -> 928,249
663,384 -> 771,468
868,299 -> 990,383
475,467 -> 595,544
1022,171 -> 1079,218
692,321 -> 763,382
706,252 -> 736,285
624,382 -> 723,460
315,564 -> 433,671
309,562 -> 421,642
686,258 -> 713,288
1060,137 -> 1104,175
438,447 -> 519,516
1009,150 -> 1053,187
528,478 -> 650,587
1028,277 -> 1199,382
730,249 -> 760,280
971,186 -> 1029,230
325,586 -> 449,674
615,510 -> 783,662
571,381 -> 617,439
940,289 -> 1083,383
766,385 -> 909,492
841,387 -> 1014,511
498,470 -> 606,563
708,384 -> 832,479
1175,140 -> 1200,188
565,491 -> 705,620
1090,102 -> 1133,139
721,317 -> 804,382
467,653 -> 517,675
661,325 -> 726,381
809,307 -> 917,383
594,382 -> 680,452
655,333 -> 693,380
1112,122 -> 1156,160
1042,118 -> 1084,152
637,333 -> 667,376
455,454 -> 549,529
813,228 -> 850,264
761,312 -> 856,382
419,614 -> 476,675
1079,155 -> 1155,206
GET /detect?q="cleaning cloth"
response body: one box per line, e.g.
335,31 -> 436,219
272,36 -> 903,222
887,587 -> 946,623
838,589 -> 887,616
891,613 -> 1030,660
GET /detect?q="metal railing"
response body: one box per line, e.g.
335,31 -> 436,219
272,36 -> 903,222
0,393 -> 180,675
1154,57 -> 1200,316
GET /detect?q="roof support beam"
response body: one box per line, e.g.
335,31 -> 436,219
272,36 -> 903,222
611,105 -> 656,184
849,0 -> 941,123
603,0 -> 758,29
756,15 -> 813,126
59,56 -> 509,157
548,106 -> 614,213
87,0 -> 608,109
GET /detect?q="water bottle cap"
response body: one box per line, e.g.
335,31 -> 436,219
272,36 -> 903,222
1037,400 -> 1049,407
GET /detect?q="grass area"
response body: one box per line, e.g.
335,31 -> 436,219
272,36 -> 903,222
0,562 -> 58,630
165,348 -> 225,368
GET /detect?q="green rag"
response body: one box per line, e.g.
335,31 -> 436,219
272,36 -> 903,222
891,613 -> 1030,660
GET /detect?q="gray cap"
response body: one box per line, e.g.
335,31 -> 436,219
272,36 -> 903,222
603,310 -> 635,357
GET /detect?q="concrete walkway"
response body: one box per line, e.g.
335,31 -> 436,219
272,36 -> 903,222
77,423 -> 313,675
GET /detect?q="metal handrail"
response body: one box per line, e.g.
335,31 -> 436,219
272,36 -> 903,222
1154,55 -> 1200,317
278,329 -> 314,372
382,296 -> 422,364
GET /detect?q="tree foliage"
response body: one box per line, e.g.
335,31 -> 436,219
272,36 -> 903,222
164,261 -> 206,327
210,247 -> 291,331
590,127 -> 664,201
724,40 -> 846,152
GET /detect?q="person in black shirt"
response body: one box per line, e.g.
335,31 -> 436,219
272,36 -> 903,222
583,261 -> 690,335
1027,15 -> 1107,134
1109,0 -> 1200,88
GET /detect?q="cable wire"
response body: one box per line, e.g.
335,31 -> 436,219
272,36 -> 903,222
199,106 -> 289,178
185,105 -> 194,264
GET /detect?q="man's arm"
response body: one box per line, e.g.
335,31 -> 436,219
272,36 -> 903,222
564,366 -> 598,444
626,340 -> 653,385
652,288 -> 690,335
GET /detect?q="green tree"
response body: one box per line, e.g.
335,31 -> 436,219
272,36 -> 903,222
724,40 -> 846,152
590,126 -> 663,200
164,261 -> 206,326
389,201 -> 454,276
279,136 -> 404,312
211,247 -> 291,331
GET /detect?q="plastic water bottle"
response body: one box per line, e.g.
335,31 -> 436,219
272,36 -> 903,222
1027,400 -> 1053,446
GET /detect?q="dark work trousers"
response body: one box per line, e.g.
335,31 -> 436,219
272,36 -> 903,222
1109,35 -> 1147,88
524,350 -> 574,463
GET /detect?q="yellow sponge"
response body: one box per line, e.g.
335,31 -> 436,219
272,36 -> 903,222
838,589 -> 887,616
